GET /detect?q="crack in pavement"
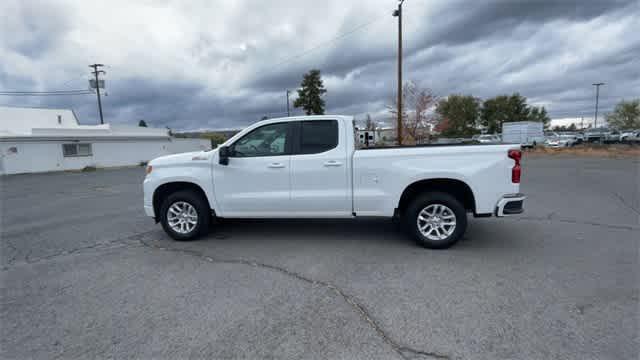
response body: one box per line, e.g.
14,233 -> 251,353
133,233 -> 450,360
612,191 -> 640,217
1,230 -> 156,270
3,237 -> 19,265
513,215 -> 640,231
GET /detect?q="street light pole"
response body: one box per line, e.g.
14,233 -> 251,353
592,82 -> 605,128
393,0 -> 405,145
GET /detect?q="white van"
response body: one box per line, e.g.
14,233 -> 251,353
502,121 -> 545,148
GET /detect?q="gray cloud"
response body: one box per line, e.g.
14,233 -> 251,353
1,0 -> 638,130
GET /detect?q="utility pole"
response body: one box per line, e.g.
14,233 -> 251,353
393,0 -> 405,145
89,64 -> 106,124
286,89 -> 291,117
581,117 -> 584,130
592,82 -> 604,128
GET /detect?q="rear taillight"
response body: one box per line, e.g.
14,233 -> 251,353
508,149 -> 521,183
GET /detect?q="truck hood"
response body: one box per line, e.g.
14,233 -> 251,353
149,151 -> 211,167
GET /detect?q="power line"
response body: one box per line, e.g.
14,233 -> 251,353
266,15 -> 386,72
0,90 -> 93,96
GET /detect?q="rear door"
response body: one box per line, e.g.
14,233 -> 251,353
289,120 -> 351,216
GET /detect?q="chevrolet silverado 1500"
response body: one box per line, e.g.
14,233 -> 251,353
144,115 -> 525,249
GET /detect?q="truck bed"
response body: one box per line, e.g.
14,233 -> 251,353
352,143 -> 520,216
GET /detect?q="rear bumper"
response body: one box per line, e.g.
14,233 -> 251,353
495,193 -> 526,217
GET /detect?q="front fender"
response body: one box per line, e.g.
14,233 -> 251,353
145,161 -> 220,216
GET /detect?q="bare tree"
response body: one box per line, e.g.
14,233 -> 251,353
388,81 -> 438,144
364,113 -> 376,131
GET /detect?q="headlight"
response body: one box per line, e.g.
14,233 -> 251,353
146,165 -> 153,175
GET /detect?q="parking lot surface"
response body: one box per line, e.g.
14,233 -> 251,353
1,156 -> 638,359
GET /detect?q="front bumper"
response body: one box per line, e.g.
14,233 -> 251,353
143,176 -> 155,218
144,204 -> 155,218
495,193 -> 526,217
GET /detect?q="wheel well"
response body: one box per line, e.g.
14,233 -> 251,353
153,182 -> 209,221
396,178 -> 476,216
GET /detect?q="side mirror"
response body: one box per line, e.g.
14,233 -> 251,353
218,146 -> 230,165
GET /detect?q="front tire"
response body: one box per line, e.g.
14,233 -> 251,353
159,190 -> 211,241
405,192 -> 467,249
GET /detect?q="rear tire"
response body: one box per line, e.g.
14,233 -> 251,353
404,192 -> 467,249
159,190 -> 211,241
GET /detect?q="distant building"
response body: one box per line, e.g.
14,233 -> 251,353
354,125 -> 396,147
0,106 -> 210,175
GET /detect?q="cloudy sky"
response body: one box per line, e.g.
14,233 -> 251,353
1,0 -> 638,130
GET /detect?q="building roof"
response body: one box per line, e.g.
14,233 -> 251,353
0,106 -> 169,140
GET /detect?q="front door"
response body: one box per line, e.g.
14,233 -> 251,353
212,121 -> 293,217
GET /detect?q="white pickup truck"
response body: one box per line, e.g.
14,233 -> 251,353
144,115 -> 525,249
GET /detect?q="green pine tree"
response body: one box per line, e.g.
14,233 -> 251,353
293,69 -> 327,115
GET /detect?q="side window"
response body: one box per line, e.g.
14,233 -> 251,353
231,122 -> 289,157
299,120 -> 338,154
62,143 -> 93,157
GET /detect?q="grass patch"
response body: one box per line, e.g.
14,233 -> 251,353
526,144 -> 640,158
81,166 -> 97,172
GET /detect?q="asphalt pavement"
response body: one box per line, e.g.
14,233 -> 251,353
1,155 -> 638,360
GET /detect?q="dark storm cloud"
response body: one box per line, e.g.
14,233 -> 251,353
1,0 -> 638,130
425,0 -> 636,47
8,2 -> 70,59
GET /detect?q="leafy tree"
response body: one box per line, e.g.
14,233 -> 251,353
528,106 -> 551,129
480,93 -> 531,133
568,123 -> 577,131
435,94 -> 480,137
485,95 -> 525,131
606,99 -> 640,129
481,93 -> 552,131
293,69 -> 327,115
138,119 -> 148,127
202,132 -> 227,148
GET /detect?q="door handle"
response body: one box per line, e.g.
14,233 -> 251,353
268,162 -> 285,168
323,160 -> 342,167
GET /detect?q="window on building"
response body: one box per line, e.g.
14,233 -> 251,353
299,120 -> 338,154
78,144 -> 92,156
62,143 -> 93,157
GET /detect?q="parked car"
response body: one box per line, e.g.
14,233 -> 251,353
544,131 -> 560,138
476,134 -> 501,143
557,132 -> 583,145
573,132 -> 585,144
620,130 -> 640,142
604,129 -> 621,143
584,127 -> 611,142
545,134 -> 577,147
143,115 -> 525,249
502,121 -> 545,147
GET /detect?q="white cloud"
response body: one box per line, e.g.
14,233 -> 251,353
1,0 -> 638,129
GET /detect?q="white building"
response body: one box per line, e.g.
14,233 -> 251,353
0,106 -> 210,175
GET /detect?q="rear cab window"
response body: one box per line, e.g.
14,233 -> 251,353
296,120 -> 338,154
